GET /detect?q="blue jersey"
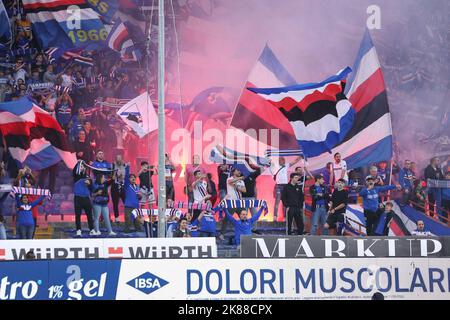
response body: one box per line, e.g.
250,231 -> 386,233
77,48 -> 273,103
399,168 -> 414,190
359,185 -> 396,212
74,178 -> 91,197
92,182 -> 110,205
225,207 -> 263,245
188,220 -> 199,237
16,195 -> 45,227
92,161 -> 112,175
200,213 -> 216,234
124,166 -> 140,208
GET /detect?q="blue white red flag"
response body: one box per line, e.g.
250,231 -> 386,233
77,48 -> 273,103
289,29 -> 392,171
22,0 -> 106,50
0,97 -> 77,170
106,19 -> 140,62
249,67 -> 355,158
229,44 -> 299,150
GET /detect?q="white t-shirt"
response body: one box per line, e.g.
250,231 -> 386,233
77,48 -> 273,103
14,68 -> 26,83
193,180 -> 208,203
333,160 -> 348,182
411,230 -> 432,237
226,177 -> 245,200
61,74 -> 73,88
270,163 -> 290,185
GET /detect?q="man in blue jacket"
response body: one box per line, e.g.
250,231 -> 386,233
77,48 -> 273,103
398,160 -> 415,205
73,161 -> 95,236
224,204 -> 266,246
91,150 -> 112,178
359,177 -> 401,236
124,164 -> 143,233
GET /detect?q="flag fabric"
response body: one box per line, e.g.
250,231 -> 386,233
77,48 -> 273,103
10,186 -> 52,200
298,29 -> 393,171
117,92 -> 157,138
209,145 -> 270,178
185,86 -> 234,132
106,19 -> 131,51
214,199 -> 269,217
229,44 -> 299,150
264,149 -> 303,157
395,203 -> 450,236
22,0 -> 105,50
106,19 -> 140,62
87,0 -> 119,23
249,67 -> 355,158
0,1 -> 12,47
344,204 -> 367,236
375,212 -> 411,236
0,97 -> 77,170
45,47 -> 93,66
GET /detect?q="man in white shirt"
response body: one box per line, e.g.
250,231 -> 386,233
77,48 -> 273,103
269,156 -> 301,221
219,167 -> 246,240
192,170 -> 211,222
61,69 -> 74,89
226,168 -> 246,200
192,170 -> 210,204
411,220 -> 432,236
332,152 -> 348,184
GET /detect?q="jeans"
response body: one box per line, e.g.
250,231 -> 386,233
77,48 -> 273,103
310,205 -> 328,235
273,184 -> 287,219
0,223 -> 6,240
93,204 -> 113,234
18,224 -> 34,239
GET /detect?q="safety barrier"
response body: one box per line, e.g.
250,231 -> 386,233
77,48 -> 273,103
0,257 -> 449,300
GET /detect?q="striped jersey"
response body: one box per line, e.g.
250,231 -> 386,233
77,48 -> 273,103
193,180 -> 208,203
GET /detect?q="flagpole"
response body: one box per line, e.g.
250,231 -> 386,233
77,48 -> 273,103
387,158 -> 394,201
157,0 -> 166,237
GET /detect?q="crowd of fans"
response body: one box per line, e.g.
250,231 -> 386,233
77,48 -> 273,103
1,149 -> 449,242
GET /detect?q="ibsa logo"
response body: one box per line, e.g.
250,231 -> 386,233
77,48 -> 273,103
0,277 -> 42,300
126,272 -> 168,295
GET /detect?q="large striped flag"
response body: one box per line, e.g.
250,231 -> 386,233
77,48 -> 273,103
229,44 -> 299,150
296,29 -> 392,170
248,67 -> 355,158
0,97 -> 77,170
22,0 -> 105,50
